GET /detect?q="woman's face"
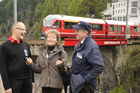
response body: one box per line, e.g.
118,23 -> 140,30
46,32 -> 58,46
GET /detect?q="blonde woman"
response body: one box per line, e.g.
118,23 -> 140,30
26,29 -> 67,93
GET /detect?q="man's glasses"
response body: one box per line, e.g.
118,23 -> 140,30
16,28 -> 26,31
47,36 -> 57,40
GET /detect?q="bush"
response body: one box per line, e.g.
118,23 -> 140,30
109,84 -> 129,93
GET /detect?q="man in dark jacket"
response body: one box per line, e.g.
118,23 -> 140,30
70,21 -> 104,93
0,22 -> 34,93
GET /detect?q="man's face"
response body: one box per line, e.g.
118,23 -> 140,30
75,29 -> 88,41
13,23 -> 26,40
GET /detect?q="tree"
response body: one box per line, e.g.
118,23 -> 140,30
80,0 -> 103,18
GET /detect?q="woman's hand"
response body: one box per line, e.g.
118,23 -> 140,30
56,59 -> 65,66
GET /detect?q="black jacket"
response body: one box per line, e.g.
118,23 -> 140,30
0,40 -> 34,90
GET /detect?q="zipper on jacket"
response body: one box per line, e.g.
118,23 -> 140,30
48,64 -> 50,86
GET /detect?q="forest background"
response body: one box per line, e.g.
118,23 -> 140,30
0,0 -> 112,39
1,0 -> 140,93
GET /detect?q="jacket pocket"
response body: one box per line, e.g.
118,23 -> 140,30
74,56 -> 85,64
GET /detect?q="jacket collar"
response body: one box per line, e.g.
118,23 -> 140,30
39,44 -> 62,59
77,35 -> 91,49
73,35 -> 92,55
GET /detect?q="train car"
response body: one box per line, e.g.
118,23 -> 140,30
43,14 -> 140,46
42,14 -> 106,39
130,24 -> 140,39
105,20 -> 134,39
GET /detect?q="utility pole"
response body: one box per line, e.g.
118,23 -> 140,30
125,0 -> 129,39
14,0 -> 17,23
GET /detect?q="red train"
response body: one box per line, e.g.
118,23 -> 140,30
42,14 -> 140,46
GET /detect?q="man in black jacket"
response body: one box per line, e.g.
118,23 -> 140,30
0,48 -> 5,93
0,22 -> 34,93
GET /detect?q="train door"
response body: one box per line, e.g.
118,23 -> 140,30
126,26 -> 130,38
121,26 -> 125,37
121,26 -> 131,38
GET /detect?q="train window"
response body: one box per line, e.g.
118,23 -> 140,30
91,24 -> 103,31
109,25 -> 114,31
134,26 -> 140,32
64,22 -> 77,29
109,25 -> 121,34
52,21 -> 60,29
134,26 -> 137,32
138,27 -> 140,32
117,26 -> 121,34
44,16 -> 55,28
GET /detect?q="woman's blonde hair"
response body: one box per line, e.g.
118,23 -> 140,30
45,29 -> 61,45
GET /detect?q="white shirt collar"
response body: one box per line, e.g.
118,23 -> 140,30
80,38 -> 85,44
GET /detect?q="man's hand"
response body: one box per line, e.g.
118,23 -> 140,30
5,88 -> 12,93
32,82 -> 35,88
26,57 -> 33,64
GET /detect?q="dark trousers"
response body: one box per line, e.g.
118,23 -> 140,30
10,79 -> 32,93
42,87 -> 62,93
79,83 -> 95,93
69,83 -> 95,93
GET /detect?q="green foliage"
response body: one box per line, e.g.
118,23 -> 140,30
109,84 -> 129,93
67,0 -> 81,16
110,46 -> 140,93
0,0 -> 111,39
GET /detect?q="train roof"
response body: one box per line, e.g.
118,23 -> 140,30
45,14 -> 106,24
105,20 -> 134,26
45,14 -> 136,26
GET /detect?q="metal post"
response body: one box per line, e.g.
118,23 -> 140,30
14,0 -> 17,23
125,0 -> 129,39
